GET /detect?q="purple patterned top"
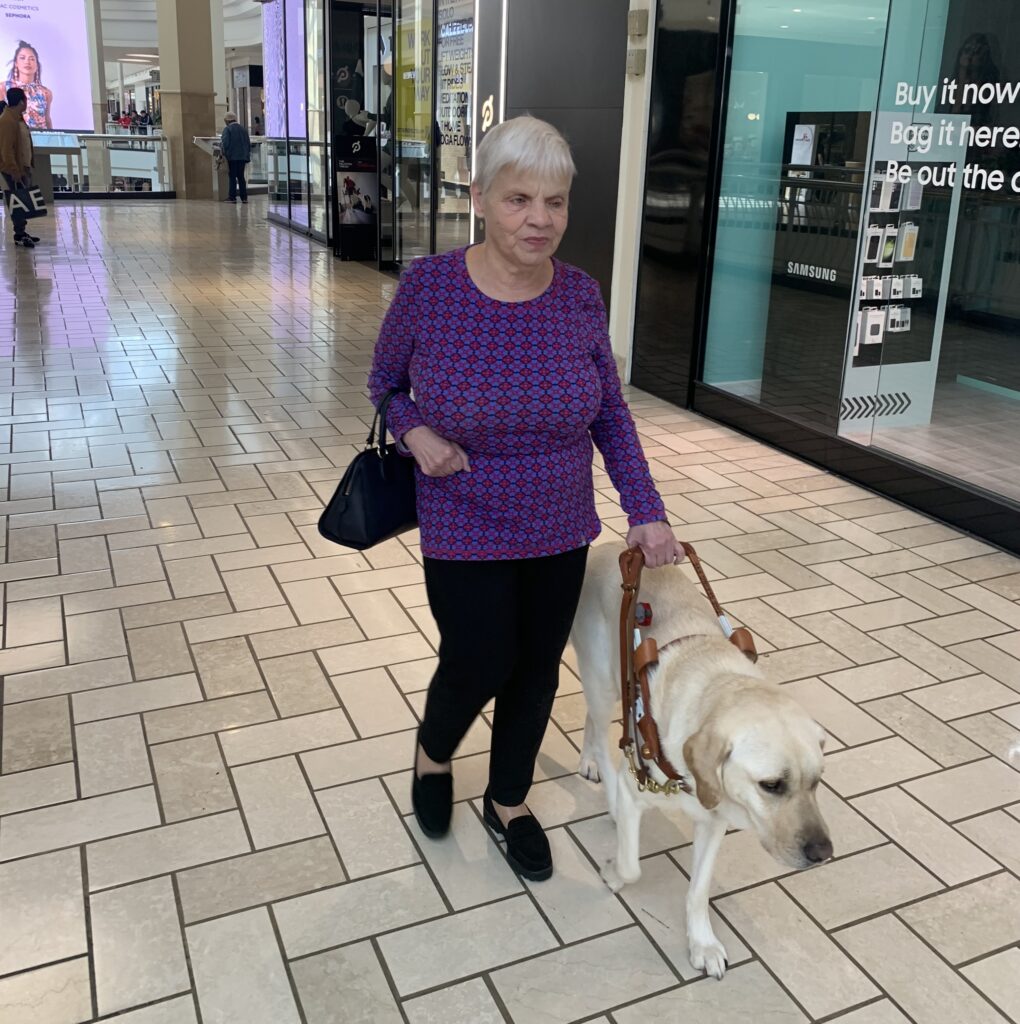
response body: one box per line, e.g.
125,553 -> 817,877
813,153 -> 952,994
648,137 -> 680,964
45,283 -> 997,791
368,248 -> 666,561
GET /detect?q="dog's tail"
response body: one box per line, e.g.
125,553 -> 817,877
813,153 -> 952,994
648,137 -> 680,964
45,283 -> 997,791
1009,741 -> 1020,769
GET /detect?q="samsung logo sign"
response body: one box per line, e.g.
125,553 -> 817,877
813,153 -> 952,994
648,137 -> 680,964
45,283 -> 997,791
787,261 -> 837,282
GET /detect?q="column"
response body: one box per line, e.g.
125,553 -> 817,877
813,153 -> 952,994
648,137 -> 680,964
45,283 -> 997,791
210,0 -> 229,125
84,0 -> 111,191
156,0 -> 217,200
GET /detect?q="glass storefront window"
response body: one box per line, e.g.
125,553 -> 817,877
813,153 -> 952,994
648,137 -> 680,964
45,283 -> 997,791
436,0 -> 473,252
307,0 -> 328,237
700,0 -> 1020,512
394,0 -> 435,260
702,0 -> 890,433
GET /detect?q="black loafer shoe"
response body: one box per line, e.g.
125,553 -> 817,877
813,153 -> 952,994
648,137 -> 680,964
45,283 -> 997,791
483,790 -> 553,882
412,770 -> 453,839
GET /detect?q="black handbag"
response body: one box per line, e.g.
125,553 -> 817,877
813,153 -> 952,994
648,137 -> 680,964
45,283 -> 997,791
317,390 -> 418,550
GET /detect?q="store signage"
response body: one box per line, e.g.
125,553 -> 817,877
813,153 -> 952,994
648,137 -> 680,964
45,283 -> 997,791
787,262 -> 837,283
0,0 -> 93,130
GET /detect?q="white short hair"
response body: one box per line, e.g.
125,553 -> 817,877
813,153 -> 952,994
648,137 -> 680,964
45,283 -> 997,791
473,115 -> 576,194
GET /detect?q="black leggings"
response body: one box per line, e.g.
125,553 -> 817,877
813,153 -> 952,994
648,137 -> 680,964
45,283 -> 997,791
419,546 -> 589,806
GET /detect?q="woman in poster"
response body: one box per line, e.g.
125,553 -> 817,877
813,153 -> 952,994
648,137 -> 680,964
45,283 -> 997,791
2,42 -> 52,130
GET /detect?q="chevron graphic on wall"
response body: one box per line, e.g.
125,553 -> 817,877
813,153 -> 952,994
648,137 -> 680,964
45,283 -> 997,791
840,393 -> 913,419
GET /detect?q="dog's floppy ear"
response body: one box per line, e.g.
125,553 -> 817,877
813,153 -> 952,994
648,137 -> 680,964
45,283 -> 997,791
683,722 -> 730,810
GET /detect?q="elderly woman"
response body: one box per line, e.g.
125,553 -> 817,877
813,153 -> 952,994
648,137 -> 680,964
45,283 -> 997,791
368,115 -> 682,881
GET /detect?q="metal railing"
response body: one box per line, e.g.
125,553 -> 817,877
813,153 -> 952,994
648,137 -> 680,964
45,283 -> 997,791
35,132 -> 173,195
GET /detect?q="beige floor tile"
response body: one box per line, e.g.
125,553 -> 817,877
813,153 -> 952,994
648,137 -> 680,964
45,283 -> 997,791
144,691 -> 277,744
836,915 -> 1009,1024
275,864 -> 445,958
780,843 -> 942,928
899,872 -> 1020,964
380,894 -> 558,996
911,611 -> 1013,647
87,811 -> 251,891
950,638 -> 1020,690
1,787 -> 161,862
150,734 -> 236,822
794,612 -> 892,665
101,995 -> 198,1023
317,778 -> 419,879
261,652 -> 337,717
293,942 -> 403,1024
223,566 -> 286,611
3,657 -> 134,703
905,757 -> 1020,820
183,605 -> 297,644
718,883 -> 879,1018
852,788 -> 999,885
837,598 -> 934,632
220,707 -> 354,766
0,848 -> 87,976
280,577 -> 349,624
232,756 -> 324,849
188,908 -> 302,1024
403,978 -> 504,1024
128,622 -> 195,680
66,608 -> 128,663
178,836 -> 344,925
190,637 -> 265,699
5,596 -> 64,647
823,659 -> 938,702
77,716 -> 153,797
0,957 -> 92,1024
963,949 -> 1020,1023
908,674 -> 1018,721
318,632 -> 435,675
863,695 -> 984,767
823,737 -> 940,797
785,678 -> 891,746
91,876 -> 190,1016
1,695 -> 73,773
614,962 -> 807,1024
957,810 -> 1020,877
73,674 -> 204,724
330,667 -> 417,736
762,642 -> 853,683
0,762 -> 77,816
405,802 -> 521,910
618,853 -> 749,977
872,625 -> 976,680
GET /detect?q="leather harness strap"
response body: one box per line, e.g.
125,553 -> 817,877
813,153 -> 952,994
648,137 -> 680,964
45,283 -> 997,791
618,543 -> 758,794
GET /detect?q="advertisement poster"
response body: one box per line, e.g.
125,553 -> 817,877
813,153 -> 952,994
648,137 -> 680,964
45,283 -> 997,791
333,135 -> 377,261
0,0 -> 93,131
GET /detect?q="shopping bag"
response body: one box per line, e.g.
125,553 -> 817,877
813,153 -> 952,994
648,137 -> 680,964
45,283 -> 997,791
4,183 -> 47,220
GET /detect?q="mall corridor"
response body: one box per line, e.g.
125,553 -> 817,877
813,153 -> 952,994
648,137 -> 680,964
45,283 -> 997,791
0,201 -> 1019,1024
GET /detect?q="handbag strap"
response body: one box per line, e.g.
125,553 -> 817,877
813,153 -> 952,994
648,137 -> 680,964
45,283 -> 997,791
367,389 -> 403,454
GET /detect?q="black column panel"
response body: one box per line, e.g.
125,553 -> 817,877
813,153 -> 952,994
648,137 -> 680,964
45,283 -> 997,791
630,0 -> 727,406
504,0 -> 629,303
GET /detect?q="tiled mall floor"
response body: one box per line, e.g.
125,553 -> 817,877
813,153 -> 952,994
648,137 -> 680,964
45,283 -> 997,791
1,201 -> 1019,1024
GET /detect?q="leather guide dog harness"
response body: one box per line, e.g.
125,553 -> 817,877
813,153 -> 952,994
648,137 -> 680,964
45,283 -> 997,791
619,543 -> 758,796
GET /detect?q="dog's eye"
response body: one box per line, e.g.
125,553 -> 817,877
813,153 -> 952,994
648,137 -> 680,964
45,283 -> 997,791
759,779 -> 786,794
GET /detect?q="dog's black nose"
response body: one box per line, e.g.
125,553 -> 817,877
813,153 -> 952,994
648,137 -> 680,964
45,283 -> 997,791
803,837 -> 833,863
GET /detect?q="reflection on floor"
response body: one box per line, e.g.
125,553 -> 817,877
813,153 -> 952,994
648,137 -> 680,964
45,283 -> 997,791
1,200 -> 1020,1024
867,382 -> 1020,504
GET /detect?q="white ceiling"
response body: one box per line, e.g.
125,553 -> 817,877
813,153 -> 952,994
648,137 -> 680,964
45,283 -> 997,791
101,0 -> 264,62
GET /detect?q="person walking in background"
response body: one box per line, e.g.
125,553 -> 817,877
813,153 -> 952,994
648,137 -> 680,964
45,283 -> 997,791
0,88 -> 39,248
369,115 -> 682,882
219,112 -> 251,204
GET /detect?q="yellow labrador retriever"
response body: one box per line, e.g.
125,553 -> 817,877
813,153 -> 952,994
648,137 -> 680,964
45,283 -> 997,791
570,544 -> 833,979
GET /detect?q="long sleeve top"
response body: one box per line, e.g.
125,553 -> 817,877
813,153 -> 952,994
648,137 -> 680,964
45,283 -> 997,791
368,248 -> 666,561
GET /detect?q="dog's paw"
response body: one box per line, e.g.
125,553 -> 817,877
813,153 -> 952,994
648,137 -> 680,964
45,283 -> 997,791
689,938 -> 728,980
601,859 -> 638,893
577,754 -> 601,783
